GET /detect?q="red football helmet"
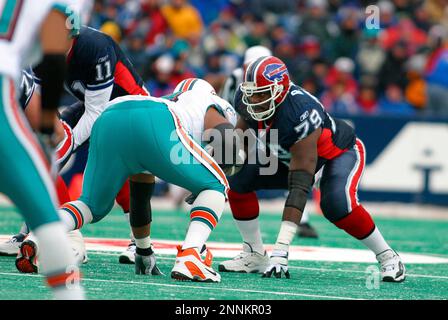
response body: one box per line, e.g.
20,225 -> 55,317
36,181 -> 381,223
240,56 -> 291,121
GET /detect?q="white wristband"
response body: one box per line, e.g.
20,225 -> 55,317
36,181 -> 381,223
275,221 -> 298,249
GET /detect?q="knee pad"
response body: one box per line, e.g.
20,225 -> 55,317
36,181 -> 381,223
129,181 -> 154,228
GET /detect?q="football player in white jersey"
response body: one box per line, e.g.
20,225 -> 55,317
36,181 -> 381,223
0,0 -> 90,299
21,78 -> 243,282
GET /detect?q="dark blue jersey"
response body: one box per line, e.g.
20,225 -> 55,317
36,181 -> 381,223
234,83 -> 356,170
35,26 -> 148,102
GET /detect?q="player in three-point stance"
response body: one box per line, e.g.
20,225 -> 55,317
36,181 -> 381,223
0,26 -> 151,266
23,79 -> 242,282
219,56 -> 406,282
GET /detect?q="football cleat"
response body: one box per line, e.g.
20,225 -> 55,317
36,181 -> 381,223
171,245 -> 221,283
119,241 -> 136,264
297,222 -> 319,239
68,230 -> 88,265
218,242 -> 269,273
15,238 -> 39,273
0,233 -> 27,256
376,249 -> 406,282
135,246 -> 164,275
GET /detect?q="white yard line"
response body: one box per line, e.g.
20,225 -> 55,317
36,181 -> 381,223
0,272 -> 363,300
87,251 -> 448,280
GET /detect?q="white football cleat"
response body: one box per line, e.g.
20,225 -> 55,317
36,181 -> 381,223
15,231 -> 88,274
218,242 -> 269,273
67,230 -> 88,265
0,233 -> 27,256
171,245 -> 221,283
119,241 -> 136,264
376,249 -> 406,282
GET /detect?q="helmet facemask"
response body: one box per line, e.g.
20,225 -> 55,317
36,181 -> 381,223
240,80 -> 284,121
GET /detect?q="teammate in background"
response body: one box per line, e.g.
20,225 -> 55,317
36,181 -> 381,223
0,26 -> 151,265
0,0 -> 88,299
21,80 -> 241,282
221,46 -> 319,239
219,56 -> 406,283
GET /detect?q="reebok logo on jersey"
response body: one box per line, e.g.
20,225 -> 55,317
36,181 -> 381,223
263,63 -> 288,82
300,111 -> 309,122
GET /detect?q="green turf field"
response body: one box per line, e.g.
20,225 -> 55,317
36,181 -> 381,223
0,206 -> 447,300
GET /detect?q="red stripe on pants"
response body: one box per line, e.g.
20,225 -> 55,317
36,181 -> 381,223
348,139 -> 366,211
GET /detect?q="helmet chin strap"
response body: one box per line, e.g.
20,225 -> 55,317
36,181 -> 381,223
246,84 -> 282,121
248,100 -> 277,121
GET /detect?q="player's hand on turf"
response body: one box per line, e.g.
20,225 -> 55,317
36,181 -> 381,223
135,249 -> 164,276
262,248 -> 290,279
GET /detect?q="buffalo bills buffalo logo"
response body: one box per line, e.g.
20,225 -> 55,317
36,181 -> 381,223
263,63 -> 288,82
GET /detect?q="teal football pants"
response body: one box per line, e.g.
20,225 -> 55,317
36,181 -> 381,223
0,75 -> 59,230
80,98 -> 228,222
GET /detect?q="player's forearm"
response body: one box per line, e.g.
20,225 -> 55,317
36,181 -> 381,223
35,54 -> 67,134
72,111 -> 98,149
276,169 -> 315,250
38,10 -> 71,134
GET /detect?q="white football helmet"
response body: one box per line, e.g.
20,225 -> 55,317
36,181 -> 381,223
174,78 -> 216,95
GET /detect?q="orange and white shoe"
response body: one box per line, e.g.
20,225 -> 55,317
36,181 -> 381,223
171,246 -> 221,283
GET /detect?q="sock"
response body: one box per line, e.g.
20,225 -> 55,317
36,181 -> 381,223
333,205 -> 375,240
59,200 -> 93,231
227,190 -> 264,254
360,226 -> 391,255
33,222 -> 85,300
235,218 -> 264,255
182,190 -> 225,250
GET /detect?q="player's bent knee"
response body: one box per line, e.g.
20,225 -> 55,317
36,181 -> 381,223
320,194 -> 349,222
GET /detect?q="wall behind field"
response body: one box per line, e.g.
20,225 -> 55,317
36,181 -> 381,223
340,114 -> 448,206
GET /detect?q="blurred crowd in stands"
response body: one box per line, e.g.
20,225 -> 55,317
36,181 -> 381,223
87,0 -> 448,117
